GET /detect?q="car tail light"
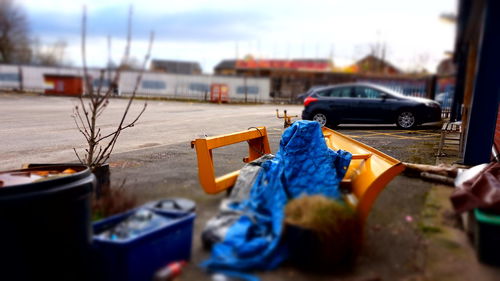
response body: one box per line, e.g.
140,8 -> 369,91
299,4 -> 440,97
304,96 -> 318,107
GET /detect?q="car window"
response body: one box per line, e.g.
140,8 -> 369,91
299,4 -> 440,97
315,89 -> 331,97
330,87 -> 352,98
354,87 -> 383,99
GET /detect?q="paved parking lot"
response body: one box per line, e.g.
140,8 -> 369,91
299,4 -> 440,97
0,92 -> 443,171
342,129 -> 442,140
7,93 -> 497,281
0,93 -> 303,170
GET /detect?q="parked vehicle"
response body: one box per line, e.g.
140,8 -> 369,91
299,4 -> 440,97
301,83 -> 441,129
434,92 -> 453,110
296,86 -> 326,102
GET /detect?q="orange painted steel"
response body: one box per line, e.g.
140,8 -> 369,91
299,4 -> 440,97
191,126 -> 405,222
321,127 -> 405,222
190,127 -> 271,194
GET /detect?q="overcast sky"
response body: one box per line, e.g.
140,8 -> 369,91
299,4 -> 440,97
19,0 -> 457,73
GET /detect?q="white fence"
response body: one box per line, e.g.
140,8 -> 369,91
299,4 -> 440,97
0,64 -> 271,102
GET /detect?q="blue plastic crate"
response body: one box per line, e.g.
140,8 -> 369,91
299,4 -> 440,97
92,209 -> 195,281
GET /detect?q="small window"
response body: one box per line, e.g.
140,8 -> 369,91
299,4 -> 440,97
0,73 -> 20,82
142,80 -> 166,89
189,83 -> 209,92
354,87 -> 382,99
93,79 -> 111,87
330,87 -> 352,98
236,86 -> 259,95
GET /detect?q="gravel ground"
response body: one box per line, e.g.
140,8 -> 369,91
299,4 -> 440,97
107,123 -> 497,281
3,93 -> 498,280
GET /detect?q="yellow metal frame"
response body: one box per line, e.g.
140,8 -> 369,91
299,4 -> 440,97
191,126 -> 405,222
190,127 -> 271,194
321,127 -> 405,222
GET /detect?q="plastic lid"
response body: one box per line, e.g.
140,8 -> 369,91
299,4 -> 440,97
475,208 -> 500,225
156,198 -> 196,213
0,165 -> 91,198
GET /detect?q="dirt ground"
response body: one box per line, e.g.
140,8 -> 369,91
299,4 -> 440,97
108,123 -> 500,281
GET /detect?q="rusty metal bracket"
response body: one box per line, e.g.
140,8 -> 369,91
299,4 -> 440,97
276,109 -> 298,128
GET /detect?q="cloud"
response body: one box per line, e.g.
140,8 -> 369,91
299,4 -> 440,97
22,0 -> 456,72
28,6 -> 270,42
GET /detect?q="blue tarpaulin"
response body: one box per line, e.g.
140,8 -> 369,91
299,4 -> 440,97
202,120 -> 352,271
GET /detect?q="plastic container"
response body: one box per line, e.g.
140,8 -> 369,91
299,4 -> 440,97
144,198 -> 196,216
23,163 -> 110,198
92,209 -> 195,281
0,165 -> 95,281
474,208 -> 500,266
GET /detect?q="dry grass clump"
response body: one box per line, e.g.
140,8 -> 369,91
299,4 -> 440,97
284,195 -> 362,270
92,186 -> 137,221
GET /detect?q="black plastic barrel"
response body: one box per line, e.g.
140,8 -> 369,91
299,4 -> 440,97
0,165 -> 95,281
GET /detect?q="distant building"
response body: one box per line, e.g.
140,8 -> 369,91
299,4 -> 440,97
213,55 -> 430,100
353,55 -> 402,75
214,60 -> 238,75
214,57 -> 333,76
150,59 -> 202,75
436,57 -> 456,76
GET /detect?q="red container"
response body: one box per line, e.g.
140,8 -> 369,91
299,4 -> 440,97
210,83 -> 229,103
44,74 -> 83,96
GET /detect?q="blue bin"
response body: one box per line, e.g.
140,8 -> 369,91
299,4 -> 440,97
92,209 -> 195,281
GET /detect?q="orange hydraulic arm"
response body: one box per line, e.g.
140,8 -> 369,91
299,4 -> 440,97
190,127 -> 271,194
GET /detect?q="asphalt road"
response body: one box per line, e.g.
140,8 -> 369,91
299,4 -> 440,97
0,93 -> 302,170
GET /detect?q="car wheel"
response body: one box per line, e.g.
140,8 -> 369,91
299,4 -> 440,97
312,112 -> 328,127
396,111 -> 417,129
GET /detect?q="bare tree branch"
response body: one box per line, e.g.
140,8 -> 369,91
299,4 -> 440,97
72,5 -> 152,171
93,31 -> 154,166
96,69 -> 105,97
90,146 -> 103,167
78,97 -> 92,130
72,113 -> 90,142
81,5 -> 93,100
73,106 -> 90,139
0,0 -> 31,64
73,148 -> 84,164
96,100 -> 108,118
96,103 -> 147,143
96,5 -> 133,106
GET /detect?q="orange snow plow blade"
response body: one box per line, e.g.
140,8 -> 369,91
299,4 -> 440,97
191,126 -> 405,222
321,127 -> 405,222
